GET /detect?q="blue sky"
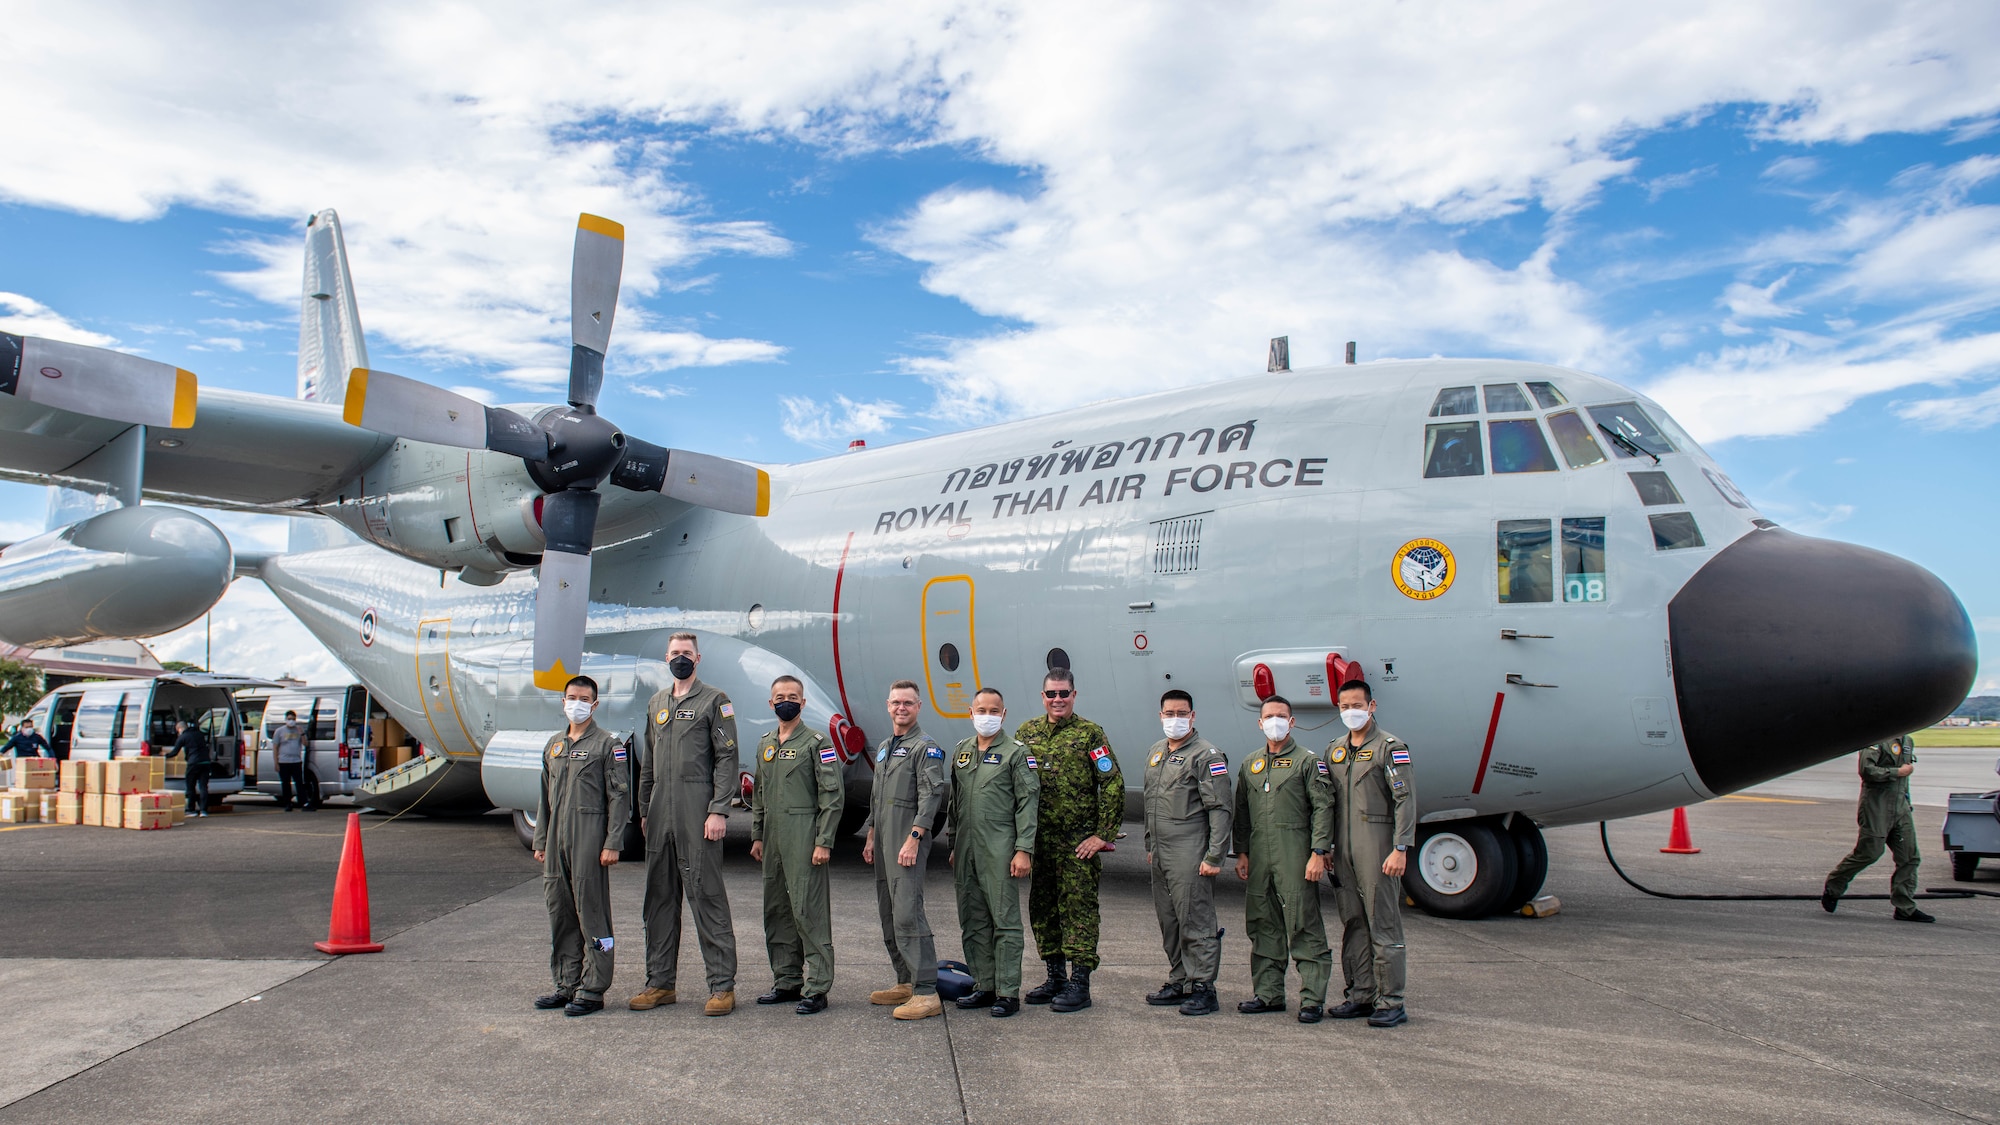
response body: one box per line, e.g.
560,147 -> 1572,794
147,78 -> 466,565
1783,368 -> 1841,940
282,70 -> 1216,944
1,3 -> 1996,688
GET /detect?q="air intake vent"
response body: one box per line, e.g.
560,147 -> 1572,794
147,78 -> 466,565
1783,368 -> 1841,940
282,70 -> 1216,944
1152,514 -> 1206,574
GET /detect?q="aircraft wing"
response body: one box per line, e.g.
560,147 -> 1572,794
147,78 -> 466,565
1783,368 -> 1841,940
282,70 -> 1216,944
0,387 -> 393,512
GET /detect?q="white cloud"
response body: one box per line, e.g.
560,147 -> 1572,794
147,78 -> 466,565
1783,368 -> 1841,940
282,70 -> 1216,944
1762,156 -> 1822,182
148,581 -> 347,683
0,293 -> 117,347
779,394 -> 905,447
1898,382 -> 2000,431
1720,274 -> 1800,321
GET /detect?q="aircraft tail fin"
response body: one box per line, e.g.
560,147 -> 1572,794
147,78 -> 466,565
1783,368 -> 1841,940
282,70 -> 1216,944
297,209 -> 369,405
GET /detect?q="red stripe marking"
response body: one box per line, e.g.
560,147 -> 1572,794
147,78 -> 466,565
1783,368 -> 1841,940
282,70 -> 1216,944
830,532 -> 860,749
463,452 -> 484,545
1471,691 -> 1505,795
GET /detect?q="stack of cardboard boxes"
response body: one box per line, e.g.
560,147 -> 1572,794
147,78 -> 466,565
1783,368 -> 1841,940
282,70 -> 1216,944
1,757 -> 60,823
0,758 -> 188,829
370,715 -> 418,772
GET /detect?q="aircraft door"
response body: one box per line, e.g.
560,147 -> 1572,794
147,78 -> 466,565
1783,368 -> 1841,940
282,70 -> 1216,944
414,617 -> 482,757
920,576 -> 980,719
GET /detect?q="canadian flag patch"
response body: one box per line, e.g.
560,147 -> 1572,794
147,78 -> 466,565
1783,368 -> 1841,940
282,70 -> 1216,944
1089,746 -> 1108,761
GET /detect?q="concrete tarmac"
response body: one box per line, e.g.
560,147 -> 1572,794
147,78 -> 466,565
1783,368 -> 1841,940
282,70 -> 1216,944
1,795 -> 1995,1123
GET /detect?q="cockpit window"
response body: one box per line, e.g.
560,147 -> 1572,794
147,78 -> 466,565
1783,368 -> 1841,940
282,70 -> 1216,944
1561,517 -> 1606,602
1429,387 -> 1478,417
1497,519 -> 1554,603
1483,383 -> 1532,413
1423,422 -> 1483,478
1648,512 -> 1706,551
1703,467 -> 1752,508
1627,471 -> 1683,506
1487,419 -> 1559,473
1526,381 -> 1566,408
1586,402 -> 1676,458
1545,410 -> 1605,468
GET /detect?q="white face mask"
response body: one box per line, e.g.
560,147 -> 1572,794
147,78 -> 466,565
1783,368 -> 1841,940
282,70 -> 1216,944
1259,716 -> 1291,742
1161,715 -> 1192,740
972,714 -> 1005,737
563,699 -> 595,724
1340,707 -> 1372,731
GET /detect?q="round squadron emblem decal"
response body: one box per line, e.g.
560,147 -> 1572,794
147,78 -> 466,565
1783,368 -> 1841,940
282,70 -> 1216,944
358,608 -> 378,647
1391,539 -> 1454,601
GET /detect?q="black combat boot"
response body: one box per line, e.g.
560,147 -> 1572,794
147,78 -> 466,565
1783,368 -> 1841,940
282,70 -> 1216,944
1025,958 -> 1067,1005
1178,982 -> 1218,1016
1050,967 -> 1092,1013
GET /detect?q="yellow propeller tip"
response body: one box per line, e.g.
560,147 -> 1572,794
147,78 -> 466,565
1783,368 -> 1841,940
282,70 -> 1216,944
170,369 -> 198,429
532,663 -> 576,693
342,368 -> 370,426
577,213 -> 625,241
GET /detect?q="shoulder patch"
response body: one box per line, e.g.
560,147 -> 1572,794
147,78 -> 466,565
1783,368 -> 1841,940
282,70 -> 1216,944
1315,759 -> 1329,776
1209,760 -> 1229,776
1391,748 -> 1411,765
718,702 -> 735,718
926,745 -> 944,759
820,747 -> 839,764
1026,755 -> 1039,770
614,745 -> 627,762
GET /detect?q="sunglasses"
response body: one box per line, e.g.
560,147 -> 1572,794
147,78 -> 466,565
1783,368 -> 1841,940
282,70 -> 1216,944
1042,689 -> 1073,699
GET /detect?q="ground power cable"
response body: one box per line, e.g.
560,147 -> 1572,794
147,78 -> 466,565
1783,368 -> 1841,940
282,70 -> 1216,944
1598,822 -> 1994,901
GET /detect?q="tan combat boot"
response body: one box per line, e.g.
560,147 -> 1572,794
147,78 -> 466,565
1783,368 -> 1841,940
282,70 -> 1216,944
627,987 -> 676,1011
704,990 -> 736,1016
892,992 -> 943,1020
870,982 -> 914,1006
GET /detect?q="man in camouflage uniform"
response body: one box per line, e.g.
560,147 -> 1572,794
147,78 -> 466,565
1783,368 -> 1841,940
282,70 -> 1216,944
1142,689 -> 1231,1016
532,675 -> 630,1017
1234,695 -> 1334,1023
863,680 -> 948,1020
1014,667 -> 1122,1013
632,632 -> 742,1016
1326,679 -> 1416,1027
1823,733 -> 1932,922
750,675 -> 844,1013
947,687 -> 1039,1017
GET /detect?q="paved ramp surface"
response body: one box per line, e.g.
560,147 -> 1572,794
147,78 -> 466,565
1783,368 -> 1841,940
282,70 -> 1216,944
1,796 -> 1995,1123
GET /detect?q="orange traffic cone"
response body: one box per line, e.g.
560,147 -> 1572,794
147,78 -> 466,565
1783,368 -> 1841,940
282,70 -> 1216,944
314,812 -> 385,954
1660,806 -> 1701,855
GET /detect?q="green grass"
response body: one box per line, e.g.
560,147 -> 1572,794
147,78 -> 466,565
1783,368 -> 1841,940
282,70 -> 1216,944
1912,727 -> 2000,748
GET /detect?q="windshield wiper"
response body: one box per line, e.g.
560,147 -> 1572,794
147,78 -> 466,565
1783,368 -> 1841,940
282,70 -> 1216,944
1598,423 -> 1660,464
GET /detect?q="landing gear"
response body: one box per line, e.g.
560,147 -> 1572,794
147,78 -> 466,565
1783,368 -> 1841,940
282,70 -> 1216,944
1404,820 -> 1515,919
512,807 -> 537,850
1952,852 -> 1980,881
1499,816 -> 1549,914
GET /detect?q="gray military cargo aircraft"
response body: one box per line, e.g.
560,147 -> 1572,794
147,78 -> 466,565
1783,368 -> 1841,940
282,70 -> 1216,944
0,210 -> 1976,917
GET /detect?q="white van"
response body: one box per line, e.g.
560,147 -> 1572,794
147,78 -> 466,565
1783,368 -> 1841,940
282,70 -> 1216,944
250,685 -> 409,803
24,674 -> 279,797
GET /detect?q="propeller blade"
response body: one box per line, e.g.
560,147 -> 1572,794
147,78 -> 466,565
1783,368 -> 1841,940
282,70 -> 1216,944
1,333 -> 197,429
569,214 -> 624,409
531,488 -> 600,692
609,439 -> 769,516
342,368 -> 550,461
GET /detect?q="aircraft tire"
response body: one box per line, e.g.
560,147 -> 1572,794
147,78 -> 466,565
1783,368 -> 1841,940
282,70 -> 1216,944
1951,852 -> 1979,881
512,807 -> 536,850
1498,817 -> 1548,914
1404,821 -> 1515,919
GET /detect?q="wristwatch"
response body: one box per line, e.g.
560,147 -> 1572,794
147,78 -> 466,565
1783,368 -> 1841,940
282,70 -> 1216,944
1394,844 -> 1410,852
909,828 -> 924,840
1311,848 -> 1330,857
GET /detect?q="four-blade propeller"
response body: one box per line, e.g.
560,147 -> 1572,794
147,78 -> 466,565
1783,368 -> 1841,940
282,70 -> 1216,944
2,333 -> 197,430
341,214 -> 770,691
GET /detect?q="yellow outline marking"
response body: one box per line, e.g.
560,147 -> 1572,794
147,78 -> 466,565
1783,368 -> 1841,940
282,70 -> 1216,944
577,214 -> 625,241
920,575 -> 980,719
342,368 -> 370,426
170,369 -> 198,428
1718,794 -> 1819,804
415,617 -> 482,757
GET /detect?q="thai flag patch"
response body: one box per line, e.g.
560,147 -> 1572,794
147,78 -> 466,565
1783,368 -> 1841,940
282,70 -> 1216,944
820,747 -> 839,763
1391,749 -> 1410,765
1208,761 -> 1228,776
613,746 -> 627,762
1026,756 -> 1039,770
719,702 -> 735,718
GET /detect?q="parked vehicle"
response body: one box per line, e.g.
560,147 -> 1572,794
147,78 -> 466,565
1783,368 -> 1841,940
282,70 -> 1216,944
23,674 -> 280,797
247,684 -> 414,804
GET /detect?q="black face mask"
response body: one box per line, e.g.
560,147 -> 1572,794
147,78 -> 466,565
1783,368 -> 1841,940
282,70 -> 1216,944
773,700 -> 802,722
669,655 -> 696,680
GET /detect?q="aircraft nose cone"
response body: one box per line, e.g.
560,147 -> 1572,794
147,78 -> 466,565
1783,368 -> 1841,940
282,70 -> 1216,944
1668,527 -> 1976,795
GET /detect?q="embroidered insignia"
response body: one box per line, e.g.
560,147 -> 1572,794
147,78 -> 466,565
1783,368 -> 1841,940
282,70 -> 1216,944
1095,755 -> 1113,773
655,709 -> 670,724
1249,759 -> 1266,774
613,746 -> 627,762
1089,746 -> 1109,761
1026,756 -> 1039,770
819,747 -> 839,764
1209,761 -> 1229,776
548,743 -> 563,759
1330,744 -> 1347,764
982,752 -> 1001,765
956,751 -> 973,767
1357,748 -> 1374,762
1275,758 -> 1292,768
875,747 -> 888,763
1149,751 -> 1164,767
1316,759 -> 1329,776
719,702 -> 735,718
778,749 -> 797,760
675,709 -> 696,721
1168,754 -> 1185,764
1390,749 -> 1411,765
762,746 -> 776,762
925,746 -> 943,759
891,747 -> 908,758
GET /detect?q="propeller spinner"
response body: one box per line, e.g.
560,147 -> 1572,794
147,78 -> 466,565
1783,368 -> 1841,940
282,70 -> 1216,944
341,213 -> 771,691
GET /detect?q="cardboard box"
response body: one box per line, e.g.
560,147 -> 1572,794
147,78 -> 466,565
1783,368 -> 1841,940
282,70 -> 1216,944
165,756 -> 186,778
59,760 -> 86,792
56,792 -> 83,825
15,759 -> 57,790
82,792 -> 103,825
37,791 -> 58,821
131,808 -> 172,830
123,792 -> 167,818
101,793 -> 124,829
0,794 -> 30,822
103,760 -> 149,795
170,804 -> 185,825
83,760 -> 106,794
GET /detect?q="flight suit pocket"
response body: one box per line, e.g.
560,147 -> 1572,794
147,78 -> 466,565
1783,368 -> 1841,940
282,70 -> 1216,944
679,759 -> 712,783
1167,787 -> 1198,820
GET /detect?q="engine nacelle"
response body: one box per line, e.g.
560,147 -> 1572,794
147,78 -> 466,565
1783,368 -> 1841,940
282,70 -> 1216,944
0,505 -> 233,647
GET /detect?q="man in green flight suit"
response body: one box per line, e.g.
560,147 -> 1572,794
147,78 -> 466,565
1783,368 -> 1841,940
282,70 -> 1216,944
1233,695 -> 1334,1023
532,675 -> 630,1017
1142,689 -> 1231,1016
1015,666 -> 1123,1014
1326,679 -> 1417,1028
631,632 -> 742,1017
750,674 -> 844,1014
862,680 -> 948,1020
947,687 -> 1040,1018
1823,733 -> 1933,922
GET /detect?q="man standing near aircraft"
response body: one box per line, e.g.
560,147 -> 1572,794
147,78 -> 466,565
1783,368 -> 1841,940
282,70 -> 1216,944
631,633 -> 742,1016
947,687 -> 1039,1018
1143,690 -> 1231,1016
1823,734 -> 1933,922
1015,667 -> 1122,1014
1,720 -> 51,758
532,675 -> 628,1017
749,675 -> 843,1014
273,710 -> 309,812
1234,696 -> 1334,1022
862,680 -> 947,1020
1326,679 -> 1416,1027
